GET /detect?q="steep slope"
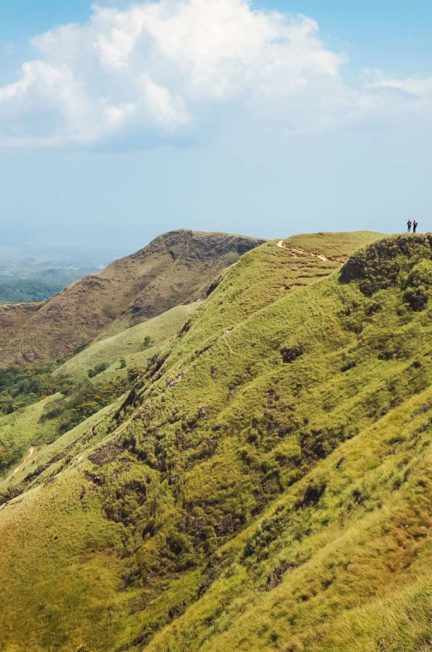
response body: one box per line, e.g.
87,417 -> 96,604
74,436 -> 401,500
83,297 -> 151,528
1,233 -> 373,480
5,231 -> 431,652
54,303 -> 199,384
0,305 -> 199,477
0,301 -> 40,350
0,230 -> 262,366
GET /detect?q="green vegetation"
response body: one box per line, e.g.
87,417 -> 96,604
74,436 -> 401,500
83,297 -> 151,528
88,362 -> 109,378
0,397 -> 59,474
0,368 -> 126,475
0,364 -> 58,414
141,335 -> 153,350
0,304 -> 198,477
3,232 -> 432,651
0,277 -> 66,303
39,376 -> 128,435
54,303 -> 199,384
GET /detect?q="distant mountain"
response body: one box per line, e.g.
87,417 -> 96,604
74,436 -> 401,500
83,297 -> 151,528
0,230 -> 263,365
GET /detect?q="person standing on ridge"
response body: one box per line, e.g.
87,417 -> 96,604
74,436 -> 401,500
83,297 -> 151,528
413,220 -> 418,233
407,219 -> 412,233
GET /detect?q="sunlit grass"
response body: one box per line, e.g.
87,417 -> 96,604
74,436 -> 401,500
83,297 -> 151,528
3,233 -> 432,651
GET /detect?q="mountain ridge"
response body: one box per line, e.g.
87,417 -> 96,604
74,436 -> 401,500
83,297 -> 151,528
0,229 -> 263,366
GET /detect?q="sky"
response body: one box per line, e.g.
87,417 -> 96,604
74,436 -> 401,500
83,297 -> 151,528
0,0 -> 431,257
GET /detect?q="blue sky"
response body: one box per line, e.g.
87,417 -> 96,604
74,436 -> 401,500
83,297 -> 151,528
2,0 -> 431,75
0,0 -> 431,255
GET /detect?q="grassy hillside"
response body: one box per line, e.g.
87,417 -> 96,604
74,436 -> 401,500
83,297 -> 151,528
0,304 -> 198,480
0,230 -> 263,366
55,303 -> 199,384
4,231 -> 432,652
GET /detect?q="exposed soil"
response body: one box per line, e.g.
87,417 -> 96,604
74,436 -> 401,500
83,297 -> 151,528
8,446 -> 36,481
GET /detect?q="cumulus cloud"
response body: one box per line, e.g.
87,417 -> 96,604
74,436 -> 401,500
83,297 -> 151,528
0,0 -> 429,148
0,0 -> 349,147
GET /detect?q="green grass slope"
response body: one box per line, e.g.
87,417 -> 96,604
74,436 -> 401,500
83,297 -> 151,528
55,303 -> 199,384
0,304 -> 198,480
0,395 -> 61,477
5,231 -> 432,652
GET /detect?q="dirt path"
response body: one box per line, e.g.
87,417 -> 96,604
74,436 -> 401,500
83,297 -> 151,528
276,240 -> 328,262
8,446 -> 36,481
223,328 -> 234,354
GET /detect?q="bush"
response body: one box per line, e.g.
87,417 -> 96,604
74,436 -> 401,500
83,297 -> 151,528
88,362 -> 109,378
141,336 -> 153,351
340,236 -> 432,296
280,346 -> 303,364
74,341 -> 89,354
166,530 -> 194,569
403,288 -> 429,312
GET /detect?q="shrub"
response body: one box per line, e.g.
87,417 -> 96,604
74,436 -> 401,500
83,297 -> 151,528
88,362 -> 109,378
280,345 -> 303,364
403,287 -> 429,312
74,341 -> 89,354
141,336 -> 153,351
166,530 -> 194,570
340,236 -> 432,296
297,480 -> 327,508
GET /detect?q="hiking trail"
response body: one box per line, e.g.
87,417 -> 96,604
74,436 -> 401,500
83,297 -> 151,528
277,240 -> 328,262
8,446 -> 36,481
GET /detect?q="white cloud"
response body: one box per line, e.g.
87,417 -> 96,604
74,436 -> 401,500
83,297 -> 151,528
368,75 -> 432,99
0,0 -> 348,147
0,0 -> 429,148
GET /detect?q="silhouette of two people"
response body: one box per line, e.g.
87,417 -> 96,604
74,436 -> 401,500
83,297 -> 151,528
407,220 -> 418,233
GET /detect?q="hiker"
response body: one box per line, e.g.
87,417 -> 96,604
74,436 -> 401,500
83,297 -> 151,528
407,219 -> 412,233
413,220 -> 418,233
